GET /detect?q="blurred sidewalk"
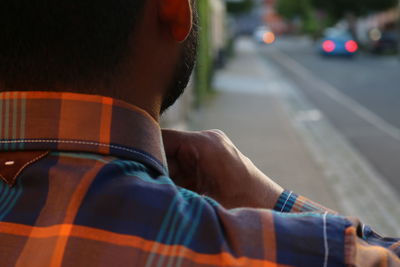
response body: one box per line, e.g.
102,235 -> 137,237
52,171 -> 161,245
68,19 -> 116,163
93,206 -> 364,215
189,38 -> 340,211
188,38 -> 400,236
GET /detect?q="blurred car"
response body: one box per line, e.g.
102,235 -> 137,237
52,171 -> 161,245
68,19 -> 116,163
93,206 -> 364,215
318,28 -> 358,57
253,26 -> 276,45
368,29 -> 399,54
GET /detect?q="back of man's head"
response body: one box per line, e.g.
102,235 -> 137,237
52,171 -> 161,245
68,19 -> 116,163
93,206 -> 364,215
0,1 -> 145,88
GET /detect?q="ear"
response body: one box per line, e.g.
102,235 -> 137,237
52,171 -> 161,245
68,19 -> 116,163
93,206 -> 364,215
159,0 -> 193,42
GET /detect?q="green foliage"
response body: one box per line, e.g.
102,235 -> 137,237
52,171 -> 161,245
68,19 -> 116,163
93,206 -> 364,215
276,0 -> 321,35
311,0 -> 398,19
276,0 -> 307,20
226,0 -> 254,15
302,7 -> 319,35
195,0 -> 213,107
276,0 -> 399,37
277,0 -> 398,22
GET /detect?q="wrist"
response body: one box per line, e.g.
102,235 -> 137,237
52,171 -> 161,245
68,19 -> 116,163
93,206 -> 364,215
255,172 -> 284,209
219,170 -> 284,210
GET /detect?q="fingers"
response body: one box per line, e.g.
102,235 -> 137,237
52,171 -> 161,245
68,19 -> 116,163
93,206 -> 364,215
162,129 -> 200,177
162,129 -> 189,156
162,129 -> 231,157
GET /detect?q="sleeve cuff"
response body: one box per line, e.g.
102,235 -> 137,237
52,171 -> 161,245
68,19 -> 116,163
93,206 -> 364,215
274,190 -> 337,214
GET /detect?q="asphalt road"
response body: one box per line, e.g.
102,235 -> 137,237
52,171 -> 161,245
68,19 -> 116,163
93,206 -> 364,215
260,37 -> 400,193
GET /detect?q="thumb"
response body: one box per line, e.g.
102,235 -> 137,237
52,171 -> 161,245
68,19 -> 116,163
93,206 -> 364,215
162,129 -> 190,157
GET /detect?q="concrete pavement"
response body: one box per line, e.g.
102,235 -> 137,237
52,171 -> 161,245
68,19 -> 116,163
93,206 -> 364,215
262,37 -> 400,195
188,38 -> 400,236
189,39 -> 340,211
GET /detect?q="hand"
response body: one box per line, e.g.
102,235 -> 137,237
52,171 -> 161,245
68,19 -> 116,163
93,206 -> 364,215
162,129 -> 284,209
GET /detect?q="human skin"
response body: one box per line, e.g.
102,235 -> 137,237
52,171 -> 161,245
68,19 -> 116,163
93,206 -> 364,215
162,129 -> 284,209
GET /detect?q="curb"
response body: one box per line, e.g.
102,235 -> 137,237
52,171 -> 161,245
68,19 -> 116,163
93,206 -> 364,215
261,45 -> 400,236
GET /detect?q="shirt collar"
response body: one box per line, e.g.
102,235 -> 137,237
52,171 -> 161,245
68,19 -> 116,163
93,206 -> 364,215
0,91 -> 168,175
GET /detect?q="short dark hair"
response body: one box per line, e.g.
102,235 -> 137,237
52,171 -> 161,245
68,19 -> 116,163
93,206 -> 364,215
0,1 -> 145,88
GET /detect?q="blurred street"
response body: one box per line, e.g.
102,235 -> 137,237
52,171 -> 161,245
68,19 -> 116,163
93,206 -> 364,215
260,37 -> 400,194
273,37 -> 400,131
188,37 -> 400,236
159,0 -> 400,237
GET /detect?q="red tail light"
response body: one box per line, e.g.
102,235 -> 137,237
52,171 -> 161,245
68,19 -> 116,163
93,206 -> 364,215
345,40 -> 358,53
322,40 -> 336,53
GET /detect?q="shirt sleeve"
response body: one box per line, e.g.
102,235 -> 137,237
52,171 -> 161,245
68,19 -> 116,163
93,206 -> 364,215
274,190 -> 338,214
169,187 -> 400,266
272,190 -> 400,263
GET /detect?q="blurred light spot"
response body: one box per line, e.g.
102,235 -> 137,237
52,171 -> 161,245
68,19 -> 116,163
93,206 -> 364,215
345,40 -> 358,53
369,28 -> 382,41
322,40 -> 335,53
263,32 -> 275,44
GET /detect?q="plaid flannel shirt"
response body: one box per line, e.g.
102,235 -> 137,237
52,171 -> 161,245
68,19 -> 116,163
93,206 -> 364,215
0,91 -> 399,267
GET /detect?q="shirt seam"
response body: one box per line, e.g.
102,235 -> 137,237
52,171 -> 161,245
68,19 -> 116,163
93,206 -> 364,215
323,211 -> 329,267
280,191 -> 293,212
0,139 -> 164,172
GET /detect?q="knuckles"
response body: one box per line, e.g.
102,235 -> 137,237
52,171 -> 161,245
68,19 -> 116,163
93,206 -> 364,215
196,130 -> 237,156
200,129 -> 227,141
